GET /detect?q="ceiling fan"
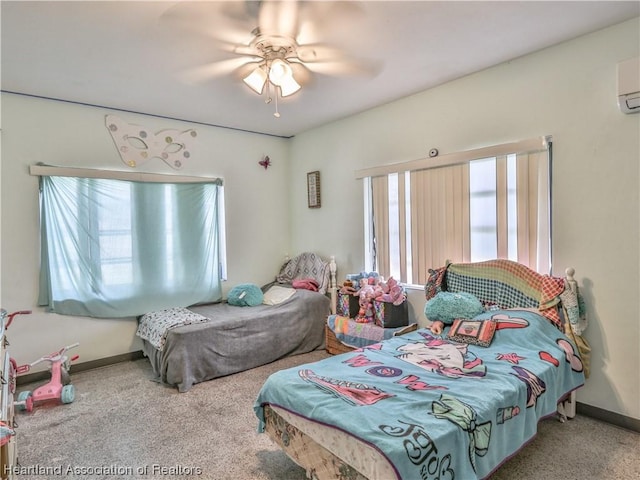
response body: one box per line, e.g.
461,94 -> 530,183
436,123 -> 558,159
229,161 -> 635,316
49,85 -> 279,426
161,0 -> 378,117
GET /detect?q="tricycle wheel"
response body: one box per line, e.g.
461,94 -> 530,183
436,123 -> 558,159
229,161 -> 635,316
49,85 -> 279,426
61,384 -> 75,404
17,391 -> 32,412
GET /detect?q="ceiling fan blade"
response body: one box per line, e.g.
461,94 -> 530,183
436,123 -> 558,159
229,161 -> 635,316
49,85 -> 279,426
294,58 -> 382,78
293,43 -> 382,78
304,0 -> 365,23
258,0 -> 299,38
295,44 -> 348,63
217,1 -> 261,23
178,57 -> 258,85
288,61 -> 313,86
159,1 -> 254,46
296,1 -> 365,45
276,1 -> 300,38
233,44 -> 261,57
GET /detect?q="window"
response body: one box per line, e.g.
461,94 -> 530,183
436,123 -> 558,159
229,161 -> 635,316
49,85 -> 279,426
37,172 -> 226,318
361,138 -> 551,286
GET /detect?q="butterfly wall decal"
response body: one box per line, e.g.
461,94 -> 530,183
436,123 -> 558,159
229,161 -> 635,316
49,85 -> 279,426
259,156 -> 271,169
105,115 -> 197,170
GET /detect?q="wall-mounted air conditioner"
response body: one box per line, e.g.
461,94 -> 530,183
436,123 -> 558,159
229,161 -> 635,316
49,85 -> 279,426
617,56 -> 640,114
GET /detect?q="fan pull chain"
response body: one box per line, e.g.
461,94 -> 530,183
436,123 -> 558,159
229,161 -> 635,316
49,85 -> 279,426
260,62 -> 281,118
265,79 -> 272,104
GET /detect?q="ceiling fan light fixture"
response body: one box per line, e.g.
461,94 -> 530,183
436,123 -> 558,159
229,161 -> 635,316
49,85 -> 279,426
278,74 -> 301,97
243,66 -> 268,94
241,42 -> 303,116
267,58 -> 300,97
268,58 -> 291,86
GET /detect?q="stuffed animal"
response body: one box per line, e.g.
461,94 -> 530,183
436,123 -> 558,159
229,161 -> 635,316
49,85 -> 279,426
356,282 -> 377,323
373,276 -> 406,305
354,271 -> 379,287
348,273 -> 407,322
339,279 -> 357,295
390,284 -> 406,305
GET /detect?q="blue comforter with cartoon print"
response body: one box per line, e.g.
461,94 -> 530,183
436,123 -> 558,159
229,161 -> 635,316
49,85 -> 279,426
255,309 -> 585,480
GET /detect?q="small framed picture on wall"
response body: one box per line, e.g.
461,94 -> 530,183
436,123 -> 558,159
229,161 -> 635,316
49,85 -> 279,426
307,171 -> 321,208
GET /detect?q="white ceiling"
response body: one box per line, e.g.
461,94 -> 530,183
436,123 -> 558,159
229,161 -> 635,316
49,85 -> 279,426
2,1 -> 639,138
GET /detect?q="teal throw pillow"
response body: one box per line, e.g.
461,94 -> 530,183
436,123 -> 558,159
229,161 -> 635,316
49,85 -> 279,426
424,291 -> 484,325
227,283 -> 264,307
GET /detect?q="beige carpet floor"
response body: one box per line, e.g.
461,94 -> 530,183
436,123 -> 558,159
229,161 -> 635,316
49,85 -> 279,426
14,350 -> 640,480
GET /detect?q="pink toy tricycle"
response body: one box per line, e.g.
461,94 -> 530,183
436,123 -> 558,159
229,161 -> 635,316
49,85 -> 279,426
16,342 -> 80,412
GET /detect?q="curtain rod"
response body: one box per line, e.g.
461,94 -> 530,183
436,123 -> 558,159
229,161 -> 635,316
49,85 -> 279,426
29,163 -> 223,184
355,136 -> 550,179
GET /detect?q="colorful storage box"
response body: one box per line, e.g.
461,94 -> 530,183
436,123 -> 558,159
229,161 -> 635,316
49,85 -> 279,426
373,300 -> 409,328
336,293 -> 360,318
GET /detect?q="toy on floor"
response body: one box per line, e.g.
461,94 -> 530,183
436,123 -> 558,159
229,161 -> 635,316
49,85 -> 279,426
1,309 -> 33,396
3,309 -> 32,330
16,342 -> 80,412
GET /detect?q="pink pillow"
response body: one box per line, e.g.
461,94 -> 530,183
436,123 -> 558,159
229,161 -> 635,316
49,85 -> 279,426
292,278 -> 319,292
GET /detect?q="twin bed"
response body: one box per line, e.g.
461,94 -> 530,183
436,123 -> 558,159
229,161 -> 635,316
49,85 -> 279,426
254,259 -> 590,480
137,252 -> 338,392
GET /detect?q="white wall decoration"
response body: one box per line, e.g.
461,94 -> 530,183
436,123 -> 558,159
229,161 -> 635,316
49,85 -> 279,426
105,114 -> 197,169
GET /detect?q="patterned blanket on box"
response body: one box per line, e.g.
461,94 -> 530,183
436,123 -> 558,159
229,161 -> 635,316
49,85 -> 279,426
327,314 -> 416,349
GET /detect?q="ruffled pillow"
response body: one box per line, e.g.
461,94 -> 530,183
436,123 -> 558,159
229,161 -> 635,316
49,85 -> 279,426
227,284 -> 264,307
262,285 -> 296,305
424,291 -> 484,325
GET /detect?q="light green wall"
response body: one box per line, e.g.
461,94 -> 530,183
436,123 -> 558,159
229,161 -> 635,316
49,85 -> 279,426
289,18 -> 640,420
0,94 -> 291,368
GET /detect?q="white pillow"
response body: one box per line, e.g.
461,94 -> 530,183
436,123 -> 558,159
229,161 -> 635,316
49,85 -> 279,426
263,285 -> 296,305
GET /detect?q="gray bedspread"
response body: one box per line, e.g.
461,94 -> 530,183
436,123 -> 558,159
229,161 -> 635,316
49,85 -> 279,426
140,289 -> 330,392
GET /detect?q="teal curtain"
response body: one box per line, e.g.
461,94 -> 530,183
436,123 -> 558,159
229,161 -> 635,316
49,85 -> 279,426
38,175 -> 223,318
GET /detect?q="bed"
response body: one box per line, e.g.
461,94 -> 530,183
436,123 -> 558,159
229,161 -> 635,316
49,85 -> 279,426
254,259 -> 591,480
137,252 -> 338,392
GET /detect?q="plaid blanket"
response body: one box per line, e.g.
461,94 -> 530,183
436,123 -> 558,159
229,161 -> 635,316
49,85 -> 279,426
426,260 -> 565,327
